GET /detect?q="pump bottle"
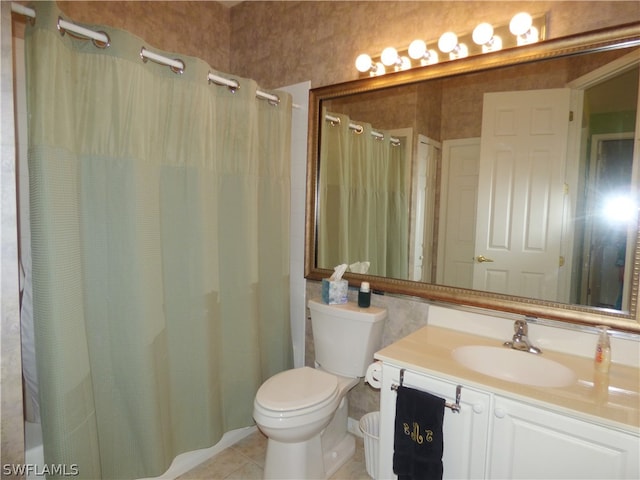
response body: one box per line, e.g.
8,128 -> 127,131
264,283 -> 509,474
594,326 -> 611,374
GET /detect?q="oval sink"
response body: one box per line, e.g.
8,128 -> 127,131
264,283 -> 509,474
452,345 -> 576,388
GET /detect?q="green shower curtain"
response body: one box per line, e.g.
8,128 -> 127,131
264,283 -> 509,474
318,110 -> 409,278
25,3 -> 292,479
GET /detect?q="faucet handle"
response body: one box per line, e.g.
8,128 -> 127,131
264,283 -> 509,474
514,319 -> 528,335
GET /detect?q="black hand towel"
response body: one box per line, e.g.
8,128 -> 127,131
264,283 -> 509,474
393,385 -> 445,480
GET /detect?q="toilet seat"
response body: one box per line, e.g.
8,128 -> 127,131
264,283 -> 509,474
255,367 -> 339,415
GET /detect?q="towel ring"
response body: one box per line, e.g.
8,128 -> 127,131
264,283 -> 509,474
391,368 -> 462,413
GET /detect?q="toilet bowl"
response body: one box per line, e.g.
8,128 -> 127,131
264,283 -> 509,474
254,367 -> 358,479
254,367 -> 341,442
253,299 -> 387,479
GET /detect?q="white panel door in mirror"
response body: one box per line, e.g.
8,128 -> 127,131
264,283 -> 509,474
474,88 -> 571,301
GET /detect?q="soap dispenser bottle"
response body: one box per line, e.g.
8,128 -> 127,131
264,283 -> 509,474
358,282 -> 371,308
594,326 -> 611,374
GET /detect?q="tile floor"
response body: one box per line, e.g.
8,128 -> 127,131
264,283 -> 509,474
177,429 -> 371,480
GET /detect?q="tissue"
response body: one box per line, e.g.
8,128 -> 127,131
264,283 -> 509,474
322,264 -> 348,304
349,261 -> 370,274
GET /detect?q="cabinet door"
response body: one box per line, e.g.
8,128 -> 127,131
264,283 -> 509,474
489,396 -> 640,479
378,365 -> 491,479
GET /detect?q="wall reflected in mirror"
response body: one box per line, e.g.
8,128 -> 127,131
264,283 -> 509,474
317,47 -> 639,312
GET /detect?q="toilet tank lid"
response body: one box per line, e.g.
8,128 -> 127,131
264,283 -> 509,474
308,298 -> 387,322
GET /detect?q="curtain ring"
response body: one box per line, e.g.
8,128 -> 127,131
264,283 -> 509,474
226,81 -> 239,94
208,74 -> 240,93
353,125 -> 364,135
57,16 -> 66,37
169,61 -> 184,75
329,118 -> 341,127
267,95 -> 281,107
92,31 -> 111,49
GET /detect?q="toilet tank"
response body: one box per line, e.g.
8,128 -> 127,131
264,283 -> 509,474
308,298 -> 387,378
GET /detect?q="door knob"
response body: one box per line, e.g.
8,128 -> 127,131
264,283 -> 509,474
475,255 -> 494,263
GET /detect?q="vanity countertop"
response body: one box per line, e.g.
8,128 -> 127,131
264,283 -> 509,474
375,325 -> 640,433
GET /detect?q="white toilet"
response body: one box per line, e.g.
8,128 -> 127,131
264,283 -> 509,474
253,298 -> 387,479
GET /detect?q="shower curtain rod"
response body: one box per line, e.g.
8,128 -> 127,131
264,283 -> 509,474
325,114 -> 401,145
10,2 -> 289,107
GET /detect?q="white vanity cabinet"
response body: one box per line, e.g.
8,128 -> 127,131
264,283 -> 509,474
374,324 -> 639,479
378,364 -> 492,480
488,395 -> 640,479
377,363 -> 640,480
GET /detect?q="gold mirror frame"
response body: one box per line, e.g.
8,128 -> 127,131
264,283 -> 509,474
305,22 -> 640,333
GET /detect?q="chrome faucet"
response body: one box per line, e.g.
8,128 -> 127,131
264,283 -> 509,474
504,319 -> 541,354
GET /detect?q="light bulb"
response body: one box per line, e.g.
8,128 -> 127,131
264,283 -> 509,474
355,54 -> 373,73
408,39 -> 427,59
438,32 -> 459,54
472,23 -> 494,46
510,12 -> 533,36
381,47 -> 399,66
374,62 -> 386,76
399,56 -> 411,70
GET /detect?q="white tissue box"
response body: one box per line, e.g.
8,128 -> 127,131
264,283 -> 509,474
321,278 -> 348,305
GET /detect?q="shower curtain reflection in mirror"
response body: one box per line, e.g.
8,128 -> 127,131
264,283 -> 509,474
22,3 -> 292,479
318,110 -> 409,278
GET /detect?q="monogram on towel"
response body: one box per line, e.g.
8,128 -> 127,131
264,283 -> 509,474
393,385 -> 445,480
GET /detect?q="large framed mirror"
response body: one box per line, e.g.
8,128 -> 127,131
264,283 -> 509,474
305,22 -> 640,333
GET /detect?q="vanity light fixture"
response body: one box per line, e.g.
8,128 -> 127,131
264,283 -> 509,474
510,12 -> 540,46
354,11 -> 547,77
472,22 -> 503,53
438,32 -> 469,60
